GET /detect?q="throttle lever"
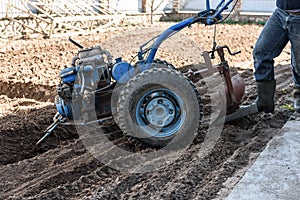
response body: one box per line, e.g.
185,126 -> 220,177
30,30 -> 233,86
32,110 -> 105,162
208,45 -> 241,56
69,37 -> 84,49
231,50 -> 241,55
220,45 -> 241,56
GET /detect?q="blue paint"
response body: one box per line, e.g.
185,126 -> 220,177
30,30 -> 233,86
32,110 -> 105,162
142,17 -> 195,70
112,61 -> 135,84
140,0 -> 234,70
59,67 -> 78,83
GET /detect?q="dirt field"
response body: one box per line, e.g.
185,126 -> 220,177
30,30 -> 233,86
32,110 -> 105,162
0,22 -> 296,199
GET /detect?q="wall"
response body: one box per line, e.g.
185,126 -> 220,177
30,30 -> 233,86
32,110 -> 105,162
179,0 -> 232,11
178,0 -> 275,12
242,0 -> 275,12
108,0 -> 173,12
1,0 -> 277,18
109,0 -> 141,12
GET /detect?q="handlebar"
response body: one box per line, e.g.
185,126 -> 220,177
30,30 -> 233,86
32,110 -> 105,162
194,9 -> 222,25
217,45 -> 241,56
208,45 -> 241,61
139,0 -> 237,66
195,0 -> 235,25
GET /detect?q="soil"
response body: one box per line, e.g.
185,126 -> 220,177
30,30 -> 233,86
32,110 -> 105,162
0,22 -> 296,199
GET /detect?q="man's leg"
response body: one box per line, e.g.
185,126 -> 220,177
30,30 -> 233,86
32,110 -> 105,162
253,9 -> 289,112
288,15 -> 300,112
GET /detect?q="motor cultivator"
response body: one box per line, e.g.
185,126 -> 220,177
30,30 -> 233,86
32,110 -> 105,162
37,0 -> 258,147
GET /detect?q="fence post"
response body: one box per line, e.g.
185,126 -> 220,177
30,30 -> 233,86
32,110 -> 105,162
6,0 -> 10,18
235,0 -> 242,15
230,0 -> 242,21
173,0 -> 179,13
141,0 -> 147,12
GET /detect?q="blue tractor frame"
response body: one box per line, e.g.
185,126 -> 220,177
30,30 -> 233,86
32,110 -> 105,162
37,0 -> 249,147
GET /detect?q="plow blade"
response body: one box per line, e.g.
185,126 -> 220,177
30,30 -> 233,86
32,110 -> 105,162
225,103 -> 258,123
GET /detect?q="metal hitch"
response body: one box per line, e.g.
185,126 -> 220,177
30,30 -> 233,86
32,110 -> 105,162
36,112 -> 65,145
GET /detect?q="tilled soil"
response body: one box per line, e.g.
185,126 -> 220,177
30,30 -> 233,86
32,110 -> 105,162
0,22 -> 296,199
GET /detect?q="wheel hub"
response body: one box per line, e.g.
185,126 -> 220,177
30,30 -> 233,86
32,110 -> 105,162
136,88 -> 185,138
145,97 -> 176,128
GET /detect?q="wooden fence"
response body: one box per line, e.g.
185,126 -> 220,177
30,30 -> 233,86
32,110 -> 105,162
0,0 -> 125,38
0,0 -> 276,39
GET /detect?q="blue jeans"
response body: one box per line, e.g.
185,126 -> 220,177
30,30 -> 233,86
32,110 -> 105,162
253,8 -> 300,87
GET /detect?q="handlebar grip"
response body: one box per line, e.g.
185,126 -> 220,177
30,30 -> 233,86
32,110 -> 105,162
207,46 -> 241,57
224,46 -> 241,55
230,50 -> 241,55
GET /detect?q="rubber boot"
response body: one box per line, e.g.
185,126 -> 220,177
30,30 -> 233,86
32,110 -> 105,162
255,80 -> 276,113
293,87 -> 300,113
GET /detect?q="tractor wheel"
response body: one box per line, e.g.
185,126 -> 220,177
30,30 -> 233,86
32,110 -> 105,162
116,68 -> 202,147
152,59 -> 175,70
112,59 -> 174,125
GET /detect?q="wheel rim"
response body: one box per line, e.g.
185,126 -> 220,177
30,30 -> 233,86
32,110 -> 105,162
136,88 -> 186,138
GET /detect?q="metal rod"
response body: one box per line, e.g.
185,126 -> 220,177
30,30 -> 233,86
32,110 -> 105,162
69,37 -> 84,49
36,113 -> 64,145
36,120 -> 60,145
60,116 -> 113,126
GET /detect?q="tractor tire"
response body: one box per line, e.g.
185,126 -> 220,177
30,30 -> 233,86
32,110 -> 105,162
112,59 -> 174,125
116,68 -> 202,148
111,84 -> 124,125
152,59 -> 175,70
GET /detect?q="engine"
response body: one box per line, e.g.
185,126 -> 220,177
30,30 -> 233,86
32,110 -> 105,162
55,46 -> 113,121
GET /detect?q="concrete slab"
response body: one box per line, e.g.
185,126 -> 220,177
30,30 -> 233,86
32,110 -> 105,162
225,115 -> 300,200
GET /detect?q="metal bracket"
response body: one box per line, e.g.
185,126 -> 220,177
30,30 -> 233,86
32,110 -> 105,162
36,112 -> 65,145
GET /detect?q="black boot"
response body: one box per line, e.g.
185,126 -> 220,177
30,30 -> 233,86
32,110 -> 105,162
255,80 -> 276,113
293,87 -> 300,113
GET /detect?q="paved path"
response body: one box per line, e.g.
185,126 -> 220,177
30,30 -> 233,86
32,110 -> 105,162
226,114 -> 300,200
